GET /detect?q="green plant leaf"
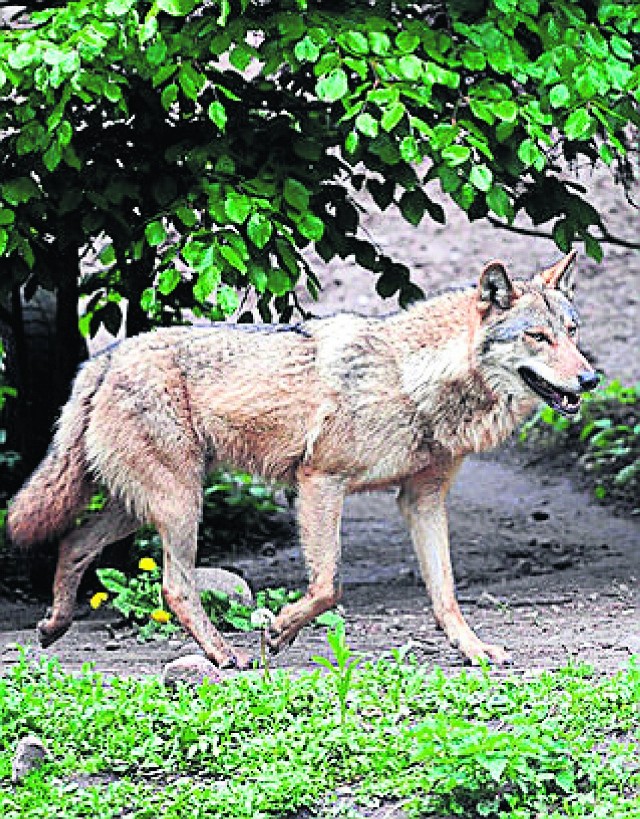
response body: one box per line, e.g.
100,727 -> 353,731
381,102 -> 405,132
157,0 -> 197,16
208,101 -> 227,131
145,220 -> 166,246
469,164 -> 493,192
564,108 -> 595,140
549,83 -> 570,108
284,178 -> 310,210
316,69 -> 349,103
247,213 -> 272,249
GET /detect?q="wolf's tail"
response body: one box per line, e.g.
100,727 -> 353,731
7,354 -> 110,547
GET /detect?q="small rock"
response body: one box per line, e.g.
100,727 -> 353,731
194,568 -> 253,607
162,655 -> 222,690
104,640 -> 120,651
531,510 -> 550,522
12,736 -> 47,784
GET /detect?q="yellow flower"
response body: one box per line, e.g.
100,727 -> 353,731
138,557 -> 158,572
90,592 -> 108,610
150,609 -> 171,624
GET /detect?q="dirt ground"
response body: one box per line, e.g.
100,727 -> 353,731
0,167 -> 638,680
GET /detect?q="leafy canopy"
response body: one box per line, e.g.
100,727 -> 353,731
0,0 -> 638,334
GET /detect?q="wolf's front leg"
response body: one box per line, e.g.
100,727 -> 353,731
156,504 -> 251,670
267,468 -> 345,652
398,465 -> 510,665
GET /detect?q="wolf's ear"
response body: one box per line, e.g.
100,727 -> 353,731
477,261 -> 514,311
536,249 -> 577,299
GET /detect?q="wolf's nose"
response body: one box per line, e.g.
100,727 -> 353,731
578,371 -> 600,391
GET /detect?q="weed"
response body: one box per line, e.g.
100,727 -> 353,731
520,380 -> 639,509
0,647 -> 639,817
95,557 -> 300,642
312,622 -> 363,727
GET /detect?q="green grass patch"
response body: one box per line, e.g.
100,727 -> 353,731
520,380 -> 639,511
1,643 -> 639,818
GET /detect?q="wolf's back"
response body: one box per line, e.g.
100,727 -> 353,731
7,354 -> 110,547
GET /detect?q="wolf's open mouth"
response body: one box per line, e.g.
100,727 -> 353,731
518,367 -> 581,416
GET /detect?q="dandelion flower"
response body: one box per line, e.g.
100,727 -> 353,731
150,609 -> 171,624
138,557 -> 158,572
90,592 -> 108,610
250,608 -> 276,630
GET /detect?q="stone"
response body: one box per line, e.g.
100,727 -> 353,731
12,736 -> 47,784
162,655 -> 222,690
194,568 -> 253,607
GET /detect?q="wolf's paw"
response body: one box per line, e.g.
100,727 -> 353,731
266,623 -> 300,655
216,646 -> 253,671
462,640 -> 511,666
37,616 -> 71,648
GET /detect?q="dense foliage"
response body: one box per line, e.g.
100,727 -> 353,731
521,380 -> 639,511
0,0 -> 638,336
1,647 -> 639,817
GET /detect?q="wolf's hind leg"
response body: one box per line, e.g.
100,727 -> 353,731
38,498 -> 139,648
398,464 -> 510,665
268,469 -> 345,652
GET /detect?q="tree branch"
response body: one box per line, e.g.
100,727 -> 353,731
486,217 -> 640,251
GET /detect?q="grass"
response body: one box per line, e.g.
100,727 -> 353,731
1,640 -> 639,819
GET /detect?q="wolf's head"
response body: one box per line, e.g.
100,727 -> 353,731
476,251 -> 599,417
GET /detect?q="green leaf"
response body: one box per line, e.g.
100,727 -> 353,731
396,31 -> 420,53
493,100 -> 517,121
224,193 -> 252,224
486,186 -> 511,218
297,213 -> 324,241
549,83 -> 570,108
0,228 -> 7,256
157,0 -> 196,15
0,208 -> 15,226
247,213 -> 272,249
208,101 -> 227,131
2,177 -> 40,205
161,83 -> 178,110
316,69 -> 349,103
400,135 -> 420,163
216,284 -> 239,316
145,220 -> 166,246
564,108 -> 595,140
157,268 -> 181,295
345,131 -> 359,154
294,36 -> 320,63
552,219 -> 572,252
610,35 -> 632,61
584,233 -> 603,262
341,31 -> 369,55
220,244 -> 247,273
398,55 -> 422,81
193,267 -> 221,301
267,268 -> 291,296
381,102 -> 405,132
399,189 -> 428,226
368,31 -> 391,55
469,164 -> 493,192
43,142 -> 62,172
442,144 -> 470,166
517,138 -> 543,168
356,112 -> 379,138
284,178 -> 311,211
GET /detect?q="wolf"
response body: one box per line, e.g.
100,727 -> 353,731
8,250 -> 598,668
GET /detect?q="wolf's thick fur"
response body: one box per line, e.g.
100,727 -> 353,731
8,253 -> 597,667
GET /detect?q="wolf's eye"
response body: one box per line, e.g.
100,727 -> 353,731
526,331 -> 552,344
567,324 -> 577,337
